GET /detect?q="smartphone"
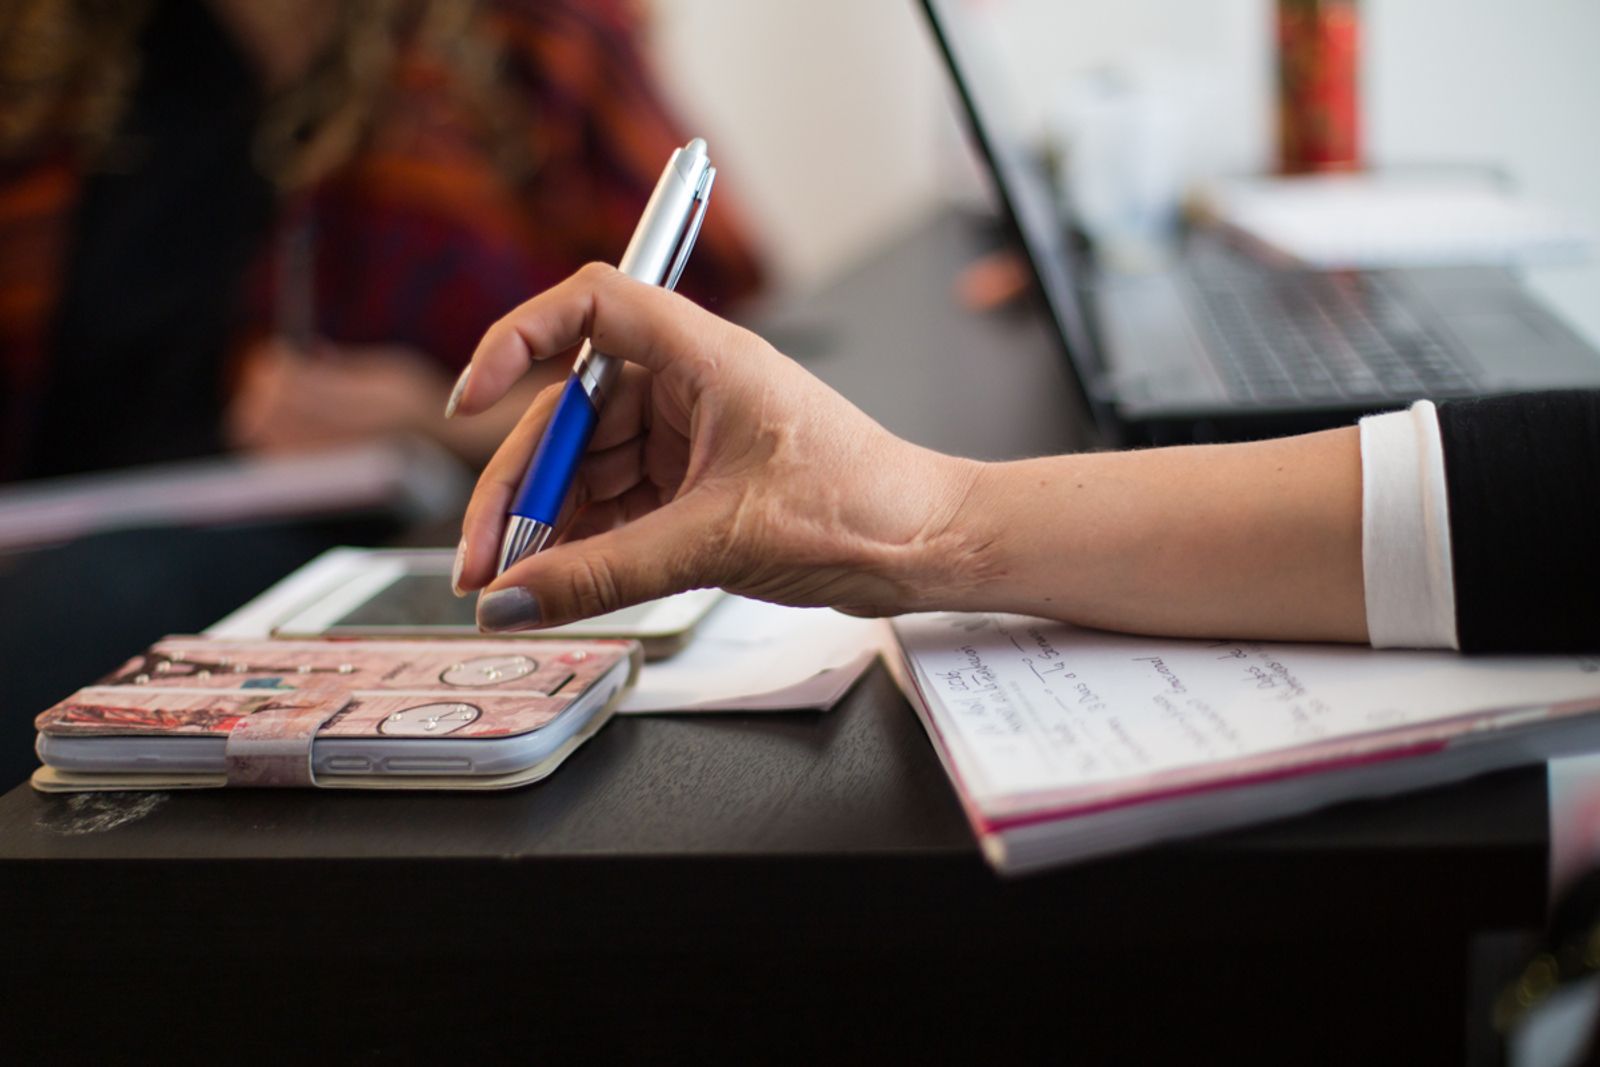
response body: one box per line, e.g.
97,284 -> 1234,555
266,550 -> 721,660
34,637 -> 637,781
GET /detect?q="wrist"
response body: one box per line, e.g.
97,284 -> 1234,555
912,454 -> 1097,619
884,449 -> 999,613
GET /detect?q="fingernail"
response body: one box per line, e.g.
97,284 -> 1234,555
477,587 -> 542,632
451,538 -> 468,597
444,364 -> 472,419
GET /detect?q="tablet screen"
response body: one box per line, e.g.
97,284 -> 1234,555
328,573 -> 660,632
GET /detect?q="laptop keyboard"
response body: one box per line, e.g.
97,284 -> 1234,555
1185,267 -> 1480,404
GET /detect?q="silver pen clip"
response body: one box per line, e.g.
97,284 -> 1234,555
663,166 -> 716,293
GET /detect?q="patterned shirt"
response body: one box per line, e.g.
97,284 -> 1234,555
0,0 -> 765,479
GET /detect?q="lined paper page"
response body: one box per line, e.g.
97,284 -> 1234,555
895,613 -> 1600,817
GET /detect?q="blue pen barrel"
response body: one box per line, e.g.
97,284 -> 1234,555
509,376 -> 600,526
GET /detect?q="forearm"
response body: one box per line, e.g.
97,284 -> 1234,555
918,427 -> 1367,642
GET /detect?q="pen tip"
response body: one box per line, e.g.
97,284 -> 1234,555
684,137 -> 707,157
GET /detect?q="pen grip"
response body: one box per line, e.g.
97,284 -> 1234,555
509,377 -> 600,526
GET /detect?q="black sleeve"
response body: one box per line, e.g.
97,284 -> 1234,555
1436,391 -> 1600,653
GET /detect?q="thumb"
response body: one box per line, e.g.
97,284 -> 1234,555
475,501 -> 718,632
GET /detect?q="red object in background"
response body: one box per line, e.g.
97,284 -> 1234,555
1277,0 -> 1362,173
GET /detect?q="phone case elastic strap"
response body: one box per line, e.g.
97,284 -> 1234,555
223,697 -> 347,787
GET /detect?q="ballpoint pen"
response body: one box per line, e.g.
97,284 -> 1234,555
497,138 -> 716,574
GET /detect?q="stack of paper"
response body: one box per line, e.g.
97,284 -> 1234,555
1197,173 -> 1594,271
890,613 -> 1600,875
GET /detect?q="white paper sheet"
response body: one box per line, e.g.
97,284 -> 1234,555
0,439 -> 468,553
1200,173 -> 1594,269
620,597 -> 878,713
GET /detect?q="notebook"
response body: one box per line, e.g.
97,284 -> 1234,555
889,613 -> 1600,875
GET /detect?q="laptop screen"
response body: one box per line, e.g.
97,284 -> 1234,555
918,0 -> 1105,421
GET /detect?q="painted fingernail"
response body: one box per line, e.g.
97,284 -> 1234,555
477,587 -> 542,632
444,364 -> 472,419
451,538 -> 468,597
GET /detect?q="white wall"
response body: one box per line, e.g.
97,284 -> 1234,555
647,0 -> 947,290
1364,0 -> 1600,344
969,0 -> 1274,180
648,0 -> 1600,343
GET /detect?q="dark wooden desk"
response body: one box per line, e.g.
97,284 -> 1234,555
0,213 -> 1547,1063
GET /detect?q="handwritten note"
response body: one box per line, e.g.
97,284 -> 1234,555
896,613 -> 1600,816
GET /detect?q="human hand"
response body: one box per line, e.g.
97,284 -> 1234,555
450,264 -> 982,631
226,338 -> 447,454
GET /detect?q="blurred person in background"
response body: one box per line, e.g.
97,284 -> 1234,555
0,0 -> 764,788
0,0 -> 764,480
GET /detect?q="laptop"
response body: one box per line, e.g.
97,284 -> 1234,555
920,0 -> 1600,445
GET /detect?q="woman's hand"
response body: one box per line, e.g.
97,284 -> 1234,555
226,337 -> 562,464
451,264 -> 1368,644
450,263 -> 982,632
227,339 -> 446,454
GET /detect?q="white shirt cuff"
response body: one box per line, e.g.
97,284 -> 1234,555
1359,400 -> 1459,649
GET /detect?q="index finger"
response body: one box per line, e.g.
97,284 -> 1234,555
454,357 -> 657,594
449,262 -> 721,418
